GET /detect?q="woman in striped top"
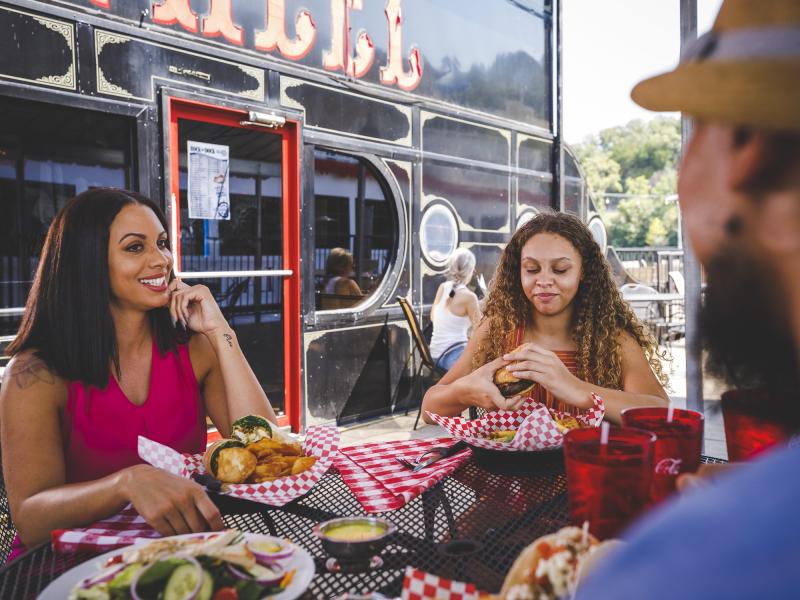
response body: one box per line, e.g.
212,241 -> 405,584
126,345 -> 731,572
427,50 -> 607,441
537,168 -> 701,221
422,211 -> 669,424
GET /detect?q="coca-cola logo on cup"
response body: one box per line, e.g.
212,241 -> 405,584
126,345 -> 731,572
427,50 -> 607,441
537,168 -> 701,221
654,458 -> 683,475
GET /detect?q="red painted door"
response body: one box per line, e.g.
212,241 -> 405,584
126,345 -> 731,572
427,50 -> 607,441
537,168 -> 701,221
166,97 -> 301,431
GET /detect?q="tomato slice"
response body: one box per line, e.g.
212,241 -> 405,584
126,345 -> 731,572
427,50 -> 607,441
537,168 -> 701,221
212,587 -> 239,600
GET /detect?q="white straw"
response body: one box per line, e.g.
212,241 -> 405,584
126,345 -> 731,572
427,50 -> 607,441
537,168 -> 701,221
600,421 -> 610,445
667,403 -> 675,423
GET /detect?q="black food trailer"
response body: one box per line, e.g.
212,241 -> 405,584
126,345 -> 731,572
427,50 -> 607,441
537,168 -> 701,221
0,0 -> 605,431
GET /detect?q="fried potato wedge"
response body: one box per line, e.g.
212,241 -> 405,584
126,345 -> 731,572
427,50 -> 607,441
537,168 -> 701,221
252,462 -> 285,479
291,456 -> 317,475
216,447 -> 257,483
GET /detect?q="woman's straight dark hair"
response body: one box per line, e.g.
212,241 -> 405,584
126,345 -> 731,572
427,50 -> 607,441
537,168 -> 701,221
7,188 -> 179,388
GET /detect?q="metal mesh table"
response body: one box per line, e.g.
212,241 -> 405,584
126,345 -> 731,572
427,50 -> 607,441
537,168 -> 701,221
0,455 -> 725,599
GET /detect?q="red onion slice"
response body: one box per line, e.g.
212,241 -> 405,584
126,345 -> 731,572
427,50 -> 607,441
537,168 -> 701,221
227,562 -> 286,587
246,538 -> 295,564
129,562 -> 152,600
78,563 -> 127,589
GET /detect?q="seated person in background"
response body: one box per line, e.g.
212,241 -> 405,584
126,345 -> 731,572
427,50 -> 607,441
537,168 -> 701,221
321,247 -> 363,310
422,211 -> 669,424
0,188 -> 277,558
575,1 -> 800,596
429,248 -> 482,371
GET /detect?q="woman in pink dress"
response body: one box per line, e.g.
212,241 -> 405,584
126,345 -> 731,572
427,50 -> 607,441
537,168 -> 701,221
1,188 -> 276,553
422,211 -> 669,424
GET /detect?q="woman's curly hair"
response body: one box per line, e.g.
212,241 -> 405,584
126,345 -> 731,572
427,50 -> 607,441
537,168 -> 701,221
474,211 -> 668,390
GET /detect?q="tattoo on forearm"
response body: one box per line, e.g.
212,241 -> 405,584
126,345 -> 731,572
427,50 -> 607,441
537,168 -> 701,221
223,333 -> 233,348
8,356 -> 56,389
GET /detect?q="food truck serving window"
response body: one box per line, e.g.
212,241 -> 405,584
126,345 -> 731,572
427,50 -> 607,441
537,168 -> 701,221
313,149 -> 397,312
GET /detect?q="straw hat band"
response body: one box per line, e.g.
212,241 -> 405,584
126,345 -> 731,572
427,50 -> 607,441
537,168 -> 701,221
682,27 -> 800,64
632,0 -> 800,132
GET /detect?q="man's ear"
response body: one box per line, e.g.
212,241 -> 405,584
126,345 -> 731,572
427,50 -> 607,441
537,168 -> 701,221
728,128 -> 772,190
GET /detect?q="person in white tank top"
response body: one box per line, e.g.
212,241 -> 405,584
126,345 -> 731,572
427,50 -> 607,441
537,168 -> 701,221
429,248 -> 482,371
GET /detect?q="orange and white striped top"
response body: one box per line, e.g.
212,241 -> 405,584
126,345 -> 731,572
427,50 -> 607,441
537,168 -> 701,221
512,327 -> 582,416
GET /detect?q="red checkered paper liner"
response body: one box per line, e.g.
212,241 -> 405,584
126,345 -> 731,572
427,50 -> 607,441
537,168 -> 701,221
335,437 -> 471,513
138,425 -> 339,506
52,505 -> 161,554
402,566 -> 490,600
428,393 -> 605,451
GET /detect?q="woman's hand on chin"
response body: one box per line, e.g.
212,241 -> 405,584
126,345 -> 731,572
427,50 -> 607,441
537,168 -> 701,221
168,279 -> 228,335
122,464 -> 224,537
504,343 -> 591,410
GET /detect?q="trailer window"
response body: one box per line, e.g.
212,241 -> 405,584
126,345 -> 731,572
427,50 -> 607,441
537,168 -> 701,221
0,97 -> 134,338
420,202 -> 459,268
314,149 -> 397,311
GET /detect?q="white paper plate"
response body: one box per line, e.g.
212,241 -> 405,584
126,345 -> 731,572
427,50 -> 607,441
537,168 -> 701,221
38,532 -> 315,600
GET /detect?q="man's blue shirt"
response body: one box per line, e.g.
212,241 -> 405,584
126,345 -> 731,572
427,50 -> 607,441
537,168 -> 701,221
576,444 -> 800,599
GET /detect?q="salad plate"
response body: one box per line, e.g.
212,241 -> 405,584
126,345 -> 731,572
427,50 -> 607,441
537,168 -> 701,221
39,530 -> 314,600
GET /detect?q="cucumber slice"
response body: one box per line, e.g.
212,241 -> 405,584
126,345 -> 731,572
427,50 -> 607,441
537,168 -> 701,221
136,558 -> 186,587
163,564 -> 213,600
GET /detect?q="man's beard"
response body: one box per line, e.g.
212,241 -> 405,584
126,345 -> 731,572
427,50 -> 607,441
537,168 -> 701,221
700,247 -> 800,430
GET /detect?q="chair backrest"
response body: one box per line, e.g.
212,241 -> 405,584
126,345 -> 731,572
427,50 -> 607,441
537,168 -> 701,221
605,246 -> 639,286
668,270 -> 685,296
620,283 -> 660,321
620,283 -> 658,296
397,296 -> 435,368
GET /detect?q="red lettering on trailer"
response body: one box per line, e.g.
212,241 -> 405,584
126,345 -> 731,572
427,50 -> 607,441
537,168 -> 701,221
323,0 -> 375,78
202,0 -> 244,46
254,0 -> 317,60
94,0 -> 422,89
380,0 -> 421,91
151,0 -> 199,33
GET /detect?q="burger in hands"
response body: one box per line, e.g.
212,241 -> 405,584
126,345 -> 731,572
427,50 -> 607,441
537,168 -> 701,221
493,345 -> 536,399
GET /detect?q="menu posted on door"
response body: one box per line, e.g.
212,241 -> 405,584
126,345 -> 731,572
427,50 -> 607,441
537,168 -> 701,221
187,140 -> 230,220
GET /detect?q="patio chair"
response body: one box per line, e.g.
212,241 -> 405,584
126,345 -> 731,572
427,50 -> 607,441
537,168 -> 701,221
620,283 -> 669,344
397,296 -> 445,430
665,271 -> 687,342
397,296 -> 470,430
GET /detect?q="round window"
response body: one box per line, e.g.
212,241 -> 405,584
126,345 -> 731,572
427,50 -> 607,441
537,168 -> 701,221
588,216 -> 608,254
420,203 -> 459,267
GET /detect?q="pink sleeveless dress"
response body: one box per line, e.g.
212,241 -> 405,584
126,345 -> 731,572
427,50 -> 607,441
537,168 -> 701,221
62,339 -> 207,482
6,339 -> 206,562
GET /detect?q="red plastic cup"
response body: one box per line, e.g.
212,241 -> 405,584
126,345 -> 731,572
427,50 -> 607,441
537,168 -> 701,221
564,427 -> 655,540
621,407 -> 704,503
721,389 -> 787,461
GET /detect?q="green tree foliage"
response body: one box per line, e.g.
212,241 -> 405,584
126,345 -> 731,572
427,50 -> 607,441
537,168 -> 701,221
597,117 -> 681,181
573,117 -> 681,248
574,144 -> 623,197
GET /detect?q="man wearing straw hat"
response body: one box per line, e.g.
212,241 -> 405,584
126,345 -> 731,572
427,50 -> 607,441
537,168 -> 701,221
576,0 -> 800,597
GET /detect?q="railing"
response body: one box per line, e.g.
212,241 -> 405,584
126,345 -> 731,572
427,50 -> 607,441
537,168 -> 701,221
1,255 -> 287,315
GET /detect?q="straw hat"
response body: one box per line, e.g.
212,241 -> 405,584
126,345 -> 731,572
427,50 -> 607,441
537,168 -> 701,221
631,0 -> 800,132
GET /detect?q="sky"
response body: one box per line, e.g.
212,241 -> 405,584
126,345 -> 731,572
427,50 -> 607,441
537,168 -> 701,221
563,0 -> 724,144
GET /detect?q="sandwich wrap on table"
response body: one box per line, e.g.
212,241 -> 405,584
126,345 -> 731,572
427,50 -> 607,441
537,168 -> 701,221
138,420 -> 340,507
203,415 -> 316,484
497,525 -> 623,600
